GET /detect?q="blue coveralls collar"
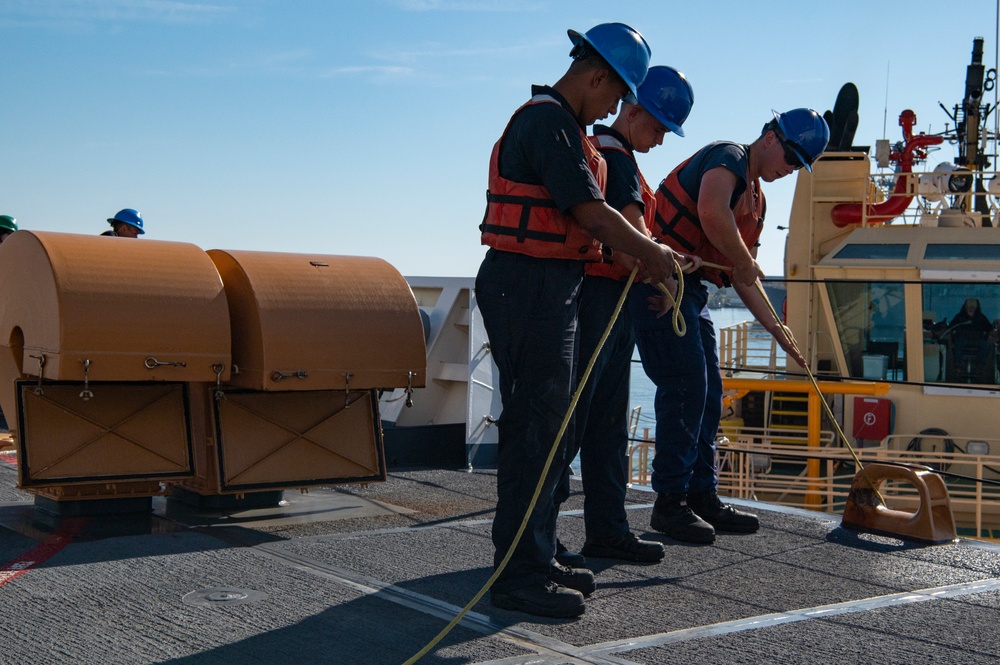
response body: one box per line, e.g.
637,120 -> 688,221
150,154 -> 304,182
531,84 -> 585,130
593,124 -> 636,155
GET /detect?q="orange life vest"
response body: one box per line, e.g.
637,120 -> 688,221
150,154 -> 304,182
585,133 -> 656,281
650,155 -> 764,287
480,95 -> 607,262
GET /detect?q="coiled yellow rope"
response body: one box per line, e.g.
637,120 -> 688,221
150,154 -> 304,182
645,255 -> 687,337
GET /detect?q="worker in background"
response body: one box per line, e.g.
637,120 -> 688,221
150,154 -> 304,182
947,297 -> 996,371
631,108 -> 829,545
554,66 -> 697,567
476,23 -> 687,619
0,215 -> 15,428
102,209 -> 145,238
0,216 -> 17,244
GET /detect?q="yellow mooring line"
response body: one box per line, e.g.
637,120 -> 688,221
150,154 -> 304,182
749,279 -> 885,505
404,264 -> 887,663
402,265 -> 651,664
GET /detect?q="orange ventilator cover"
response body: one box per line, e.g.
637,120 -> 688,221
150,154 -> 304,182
0,231 -> 232,390
207,249 -> 426,391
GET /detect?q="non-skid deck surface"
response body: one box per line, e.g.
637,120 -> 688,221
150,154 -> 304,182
1,464 -> 998,664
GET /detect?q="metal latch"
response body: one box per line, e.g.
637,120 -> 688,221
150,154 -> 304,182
80,358 -> 93,400
145,357 -> 187,369
28,354 -> 46,395
271,369 -> 308,382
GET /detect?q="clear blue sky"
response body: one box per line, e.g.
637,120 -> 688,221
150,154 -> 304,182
3,0 -> 998,277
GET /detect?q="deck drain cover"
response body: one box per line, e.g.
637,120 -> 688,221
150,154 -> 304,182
182,587 -> 267,607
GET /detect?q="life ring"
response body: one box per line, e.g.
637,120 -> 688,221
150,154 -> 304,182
905,427 -> 954,471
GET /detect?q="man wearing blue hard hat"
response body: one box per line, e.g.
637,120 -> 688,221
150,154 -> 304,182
631,108 -> 829,545
102,208 -> 145,238
553,66 -> 698,568
476,23 -> 691,618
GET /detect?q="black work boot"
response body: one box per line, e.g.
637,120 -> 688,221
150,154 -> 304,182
555,539 -> 586,567
650,492 -> 715,544
687,490 -> 760,533
491,581 -> 585,618
581,533 -> 665,562
548,562 -> 596,596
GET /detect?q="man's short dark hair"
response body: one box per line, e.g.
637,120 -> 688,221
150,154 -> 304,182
568,44 -> 627,90
761,118 -> 781,138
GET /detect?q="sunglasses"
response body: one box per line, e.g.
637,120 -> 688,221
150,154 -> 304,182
778,136 -> 805,170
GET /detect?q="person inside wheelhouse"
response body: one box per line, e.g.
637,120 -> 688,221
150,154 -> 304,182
922,287 -> 1000,385
943,298 -> 998,383
828,282 -> 1000,386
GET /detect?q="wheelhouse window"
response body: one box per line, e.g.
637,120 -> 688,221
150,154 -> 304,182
922,284 -> 1000,385
827,282 -> 906,380
924,244 -> 1000,261
832,244 -> 910,260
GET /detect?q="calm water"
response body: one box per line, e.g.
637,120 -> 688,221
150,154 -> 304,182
565,305 -> 754,474
628,305 -> 753,438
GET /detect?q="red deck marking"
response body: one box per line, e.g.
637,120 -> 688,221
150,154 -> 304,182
0,517 -> 88,588
0,450 -> 17,468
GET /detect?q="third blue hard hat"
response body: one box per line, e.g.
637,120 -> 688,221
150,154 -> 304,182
568,23 -> 651,105
636,66 -> 694,137
772,108 -> 830,172
107,208 -> 145,234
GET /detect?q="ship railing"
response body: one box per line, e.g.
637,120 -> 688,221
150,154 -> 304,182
627,425 -> 834,489
713,432 -> 1000,539
630,423 -> 1000,538
718,320 -> 781,372
854,167 -> 1000,228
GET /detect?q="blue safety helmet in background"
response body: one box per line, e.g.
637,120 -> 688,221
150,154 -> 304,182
771,108 -> 830,172
568,23 -> 651,105
107,208 -> 145,234
636,66 -> 694,137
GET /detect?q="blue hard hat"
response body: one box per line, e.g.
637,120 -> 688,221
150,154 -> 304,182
772,108 -> 830,172
636,66 -> 694,137
568,23 -> 651,105
107,208 -> 145,234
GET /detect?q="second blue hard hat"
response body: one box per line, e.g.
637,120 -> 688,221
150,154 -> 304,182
107,208 -> 145,234
568,23 -> 651,105
773,108 -> 830,172
636,66 -> 694,137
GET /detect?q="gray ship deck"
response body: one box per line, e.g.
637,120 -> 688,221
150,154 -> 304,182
2,456 -> 999,665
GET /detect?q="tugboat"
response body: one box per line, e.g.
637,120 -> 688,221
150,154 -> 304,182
708,37 -> 1000,538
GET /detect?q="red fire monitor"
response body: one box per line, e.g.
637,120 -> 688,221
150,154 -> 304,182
852,397 -> 894,443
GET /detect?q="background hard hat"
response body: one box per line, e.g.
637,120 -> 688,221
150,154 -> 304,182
0,215 -> 17,233
637,66 -> 694,137
568,23 -> 651,105
772,108 -> 830,172
107,208 -> 145,234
